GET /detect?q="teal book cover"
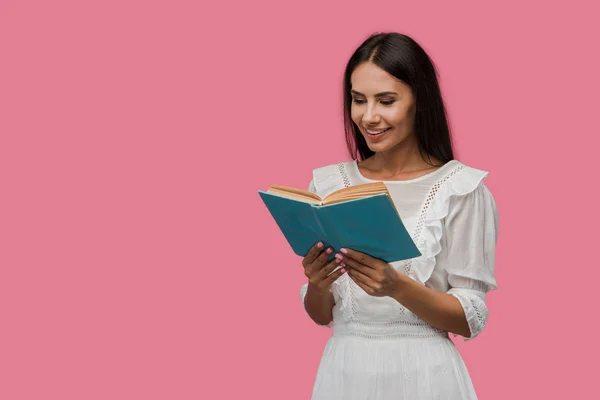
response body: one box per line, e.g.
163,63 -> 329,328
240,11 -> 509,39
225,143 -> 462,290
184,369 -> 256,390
258,191 -> 421,263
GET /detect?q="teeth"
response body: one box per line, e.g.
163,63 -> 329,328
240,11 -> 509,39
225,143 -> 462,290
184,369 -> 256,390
367,128 -> 389,134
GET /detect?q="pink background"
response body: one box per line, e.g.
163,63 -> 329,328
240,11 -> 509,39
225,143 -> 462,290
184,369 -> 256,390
1,0 -> 598,398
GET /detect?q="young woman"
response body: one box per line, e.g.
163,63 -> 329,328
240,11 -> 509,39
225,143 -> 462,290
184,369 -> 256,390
300,32 -> 498,400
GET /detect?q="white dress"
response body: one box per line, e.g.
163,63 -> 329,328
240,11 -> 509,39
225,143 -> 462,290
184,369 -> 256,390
300,159 -> 498,400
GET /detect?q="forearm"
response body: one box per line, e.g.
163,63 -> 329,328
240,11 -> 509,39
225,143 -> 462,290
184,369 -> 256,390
392,275 -> 471,338
304,283 -> 335,326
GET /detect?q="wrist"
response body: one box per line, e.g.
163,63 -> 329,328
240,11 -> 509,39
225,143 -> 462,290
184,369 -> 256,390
391,271 -> 411,302
307,282 -> 331,296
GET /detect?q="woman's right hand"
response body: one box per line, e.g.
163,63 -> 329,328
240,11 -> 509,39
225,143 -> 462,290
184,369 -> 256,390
302,242 -> 346,290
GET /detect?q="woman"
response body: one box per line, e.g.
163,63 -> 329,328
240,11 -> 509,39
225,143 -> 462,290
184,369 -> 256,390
300,32 -> 498,399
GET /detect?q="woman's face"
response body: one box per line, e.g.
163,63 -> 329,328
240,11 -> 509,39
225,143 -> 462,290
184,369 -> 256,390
350,62 -> 416,153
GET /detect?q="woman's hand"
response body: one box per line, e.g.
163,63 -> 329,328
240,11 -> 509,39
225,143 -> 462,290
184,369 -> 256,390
302,242 -> 346,291
335,248 -> 406,297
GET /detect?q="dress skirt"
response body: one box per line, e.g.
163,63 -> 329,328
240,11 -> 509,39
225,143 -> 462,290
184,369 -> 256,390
310,320 -> 479,400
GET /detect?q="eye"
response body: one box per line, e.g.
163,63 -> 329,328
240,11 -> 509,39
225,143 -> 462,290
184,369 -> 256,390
381,100 -> 396,106
352,98 -> 366,104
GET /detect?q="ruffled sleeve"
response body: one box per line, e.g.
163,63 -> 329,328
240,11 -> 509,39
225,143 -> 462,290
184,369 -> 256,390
442,183 -> 499,341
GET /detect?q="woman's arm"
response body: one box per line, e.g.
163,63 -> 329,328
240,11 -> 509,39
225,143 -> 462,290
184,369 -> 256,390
303,283 -> 336,326
391,276 -> 471,337
299,242 -> 347,327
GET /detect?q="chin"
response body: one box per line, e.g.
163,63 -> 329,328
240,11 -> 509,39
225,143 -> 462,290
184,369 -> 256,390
364,133 -> 412,154
364,138 -> 396,153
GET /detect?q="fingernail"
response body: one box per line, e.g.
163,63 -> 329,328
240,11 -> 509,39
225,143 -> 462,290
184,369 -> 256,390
341,262 -> 346,267
340,268 -> 346,273
340,248 -> 348,254
317,242 -> 324,248
326,248 -> 333,254
335,258 -> 341,263
335,253 -> 343,260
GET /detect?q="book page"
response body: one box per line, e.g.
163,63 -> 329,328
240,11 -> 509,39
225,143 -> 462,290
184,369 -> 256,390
267,185 -> 323,205
323,182 -> 389,205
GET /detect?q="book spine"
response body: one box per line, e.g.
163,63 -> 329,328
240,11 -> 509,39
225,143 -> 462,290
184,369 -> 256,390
310,205 -> 327,239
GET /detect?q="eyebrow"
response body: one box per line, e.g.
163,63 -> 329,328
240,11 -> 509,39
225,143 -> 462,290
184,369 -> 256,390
351,90 -> 398,97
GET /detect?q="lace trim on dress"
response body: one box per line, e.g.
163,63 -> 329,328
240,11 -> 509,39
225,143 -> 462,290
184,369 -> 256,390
332,319 -> 448,339
403,165 -> 465,279
448,291 -> 489,340
338,162 -> 351,188
408,165 -> 488,285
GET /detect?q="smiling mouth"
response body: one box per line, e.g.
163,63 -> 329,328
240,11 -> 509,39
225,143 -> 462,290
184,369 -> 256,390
365,127 -> 392,137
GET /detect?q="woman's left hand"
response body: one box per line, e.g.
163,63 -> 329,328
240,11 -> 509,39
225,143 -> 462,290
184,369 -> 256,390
335,248 -> 406,298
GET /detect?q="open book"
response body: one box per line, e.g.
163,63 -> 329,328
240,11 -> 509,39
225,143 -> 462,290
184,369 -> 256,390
258,182 -> 421,263
265,181 -> 393,206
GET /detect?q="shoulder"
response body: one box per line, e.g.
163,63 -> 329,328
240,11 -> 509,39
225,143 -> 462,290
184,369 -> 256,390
429,159 -> 497,215
309,160 -> 355,197
441,159 -> 492,196
440,160 -> 497,221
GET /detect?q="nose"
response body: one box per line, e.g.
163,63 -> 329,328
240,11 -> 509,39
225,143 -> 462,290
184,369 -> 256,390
362,103 -> 381,125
